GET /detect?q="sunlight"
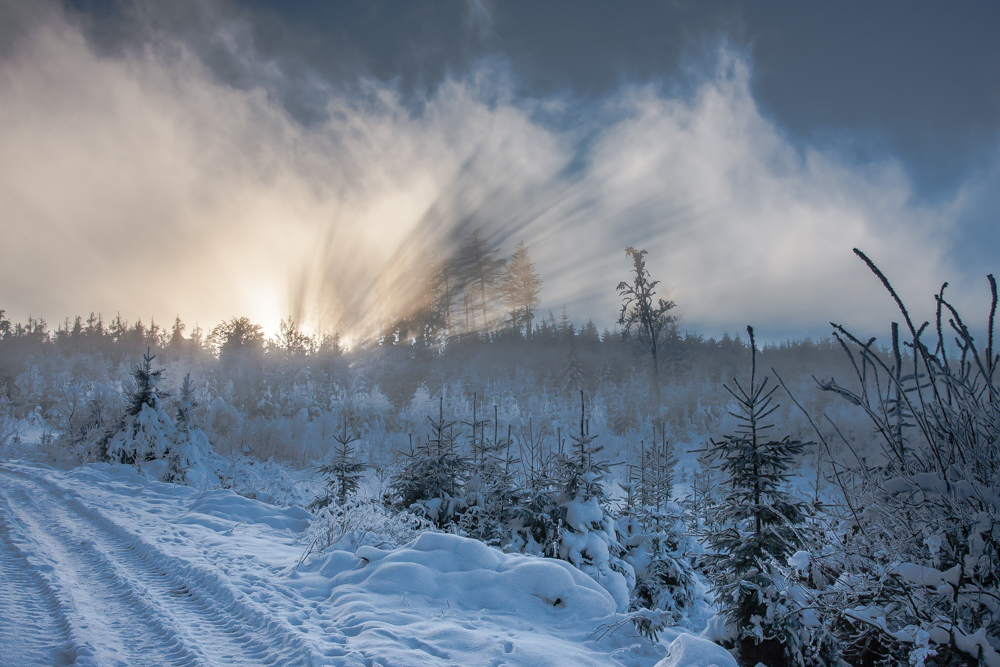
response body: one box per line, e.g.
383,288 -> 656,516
242,283 -> 284,340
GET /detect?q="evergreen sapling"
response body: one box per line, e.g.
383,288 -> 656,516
704,326 -> 810,667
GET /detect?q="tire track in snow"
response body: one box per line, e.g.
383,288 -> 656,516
0,466 -> 317,666
0,495 -> 78,667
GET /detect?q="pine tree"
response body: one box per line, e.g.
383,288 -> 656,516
511,419 -> 561,556
107,348 -> 177,465
498,241 -> 542,340
388,397 -> 470,529
618,425 -> 696,640
169,315 -> 186,351
459,405 -> 520,545
311,422 -> 369,509
129,348 -> 164,416
454,230 -> 506,332
704,326 -> 808,667
559,345 -> 585,393
167,373 -> 213,483
550,392 -> 634,611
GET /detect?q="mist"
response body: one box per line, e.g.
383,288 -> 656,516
0,0 -> 990,342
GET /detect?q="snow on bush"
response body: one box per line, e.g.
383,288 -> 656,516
812,256 -> 1000,667
303,497 -> 433,556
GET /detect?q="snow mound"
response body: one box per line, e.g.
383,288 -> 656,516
326,532 -> 617,621
181,489 -> 311,533
293,532 -> 635,666
654,634 -> 737,667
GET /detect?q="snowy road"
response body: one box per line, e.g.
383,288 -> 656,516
0,462 -> 706,667
0,464 -> 315,667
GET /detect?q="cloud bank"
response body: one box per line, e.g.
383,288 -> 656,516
0,1 -> 991,342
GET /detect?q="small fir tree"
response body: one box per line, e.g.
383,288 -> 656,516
107,349 -> 177,465
311,422 -> 370,510
387,397 -> 470,529
166,373 -> 213,482
704,326 -> 809,667
551,392 -> 634,611
618,425 -> 696,640
511,419 -> 561,556
459,405 -> 520,545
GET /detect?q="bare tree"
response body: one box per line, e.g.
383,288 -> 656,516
617,247 -> 676,397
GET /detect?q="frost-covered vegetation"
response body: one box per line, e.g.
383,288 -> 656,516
1,245 -> 997,666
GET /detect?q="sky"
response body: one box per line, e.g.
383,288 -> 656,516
1,0 -> 998,343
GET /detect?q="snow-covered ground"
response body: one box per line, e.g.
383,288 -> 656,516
0,461 -> 735,667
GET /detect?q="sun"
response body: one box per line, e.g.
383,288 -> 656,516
241,283 -> 284,340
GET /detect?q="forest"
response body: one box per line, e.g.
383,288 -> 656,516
2,241 -> 998,667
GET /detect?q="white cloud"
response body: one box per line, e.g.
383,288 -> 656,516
0,4 -> 983,342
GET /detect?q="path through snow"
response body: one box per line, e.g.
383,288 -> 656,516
0,462 -> 728,666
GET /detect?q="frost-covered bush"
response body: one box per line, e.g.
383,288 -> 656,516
814,253 -> 1000,667
0,398 -> 17,451
54,381 -> 126,463
217,454 -> 319,506
328,377 -> 395,436
206,395 -> 242,441
304,497 -> 433,556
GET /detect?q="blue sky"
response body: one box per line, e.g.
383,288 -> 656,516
2,0 -> 998,341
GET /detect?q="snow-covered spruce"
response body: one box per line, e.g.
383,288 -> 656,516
166,372 -> 214,484
702,326 -> 823,667
107,352 -> 214,483
386,396 -> 471,529
309,421 -> 369,511
618,433 -> 697,641
546,392 -> 634,611
106,349 -> 177,466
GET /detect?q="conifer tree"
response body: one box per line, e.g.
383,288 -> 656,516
618,426 -> 695,640
559,345 -> 585,393
460,405 -> 520,545
454,230 -> 506,331
311,422 -> 369,509
550,392 -> 634,611
388,397 -> 470,528
167,373 -> 213,482
169,316 -> 186,350
107,349 -> 177,465
499,241 -> 543,340
511,419 -> 561,556
704,326 -> 808,667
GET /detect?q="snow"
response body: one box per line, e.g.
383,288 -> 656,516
0,460 -> 728,666
653,634 -> 737,667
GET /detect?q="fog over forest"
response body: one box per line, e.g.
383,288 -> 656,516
2,2 -> 998,667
